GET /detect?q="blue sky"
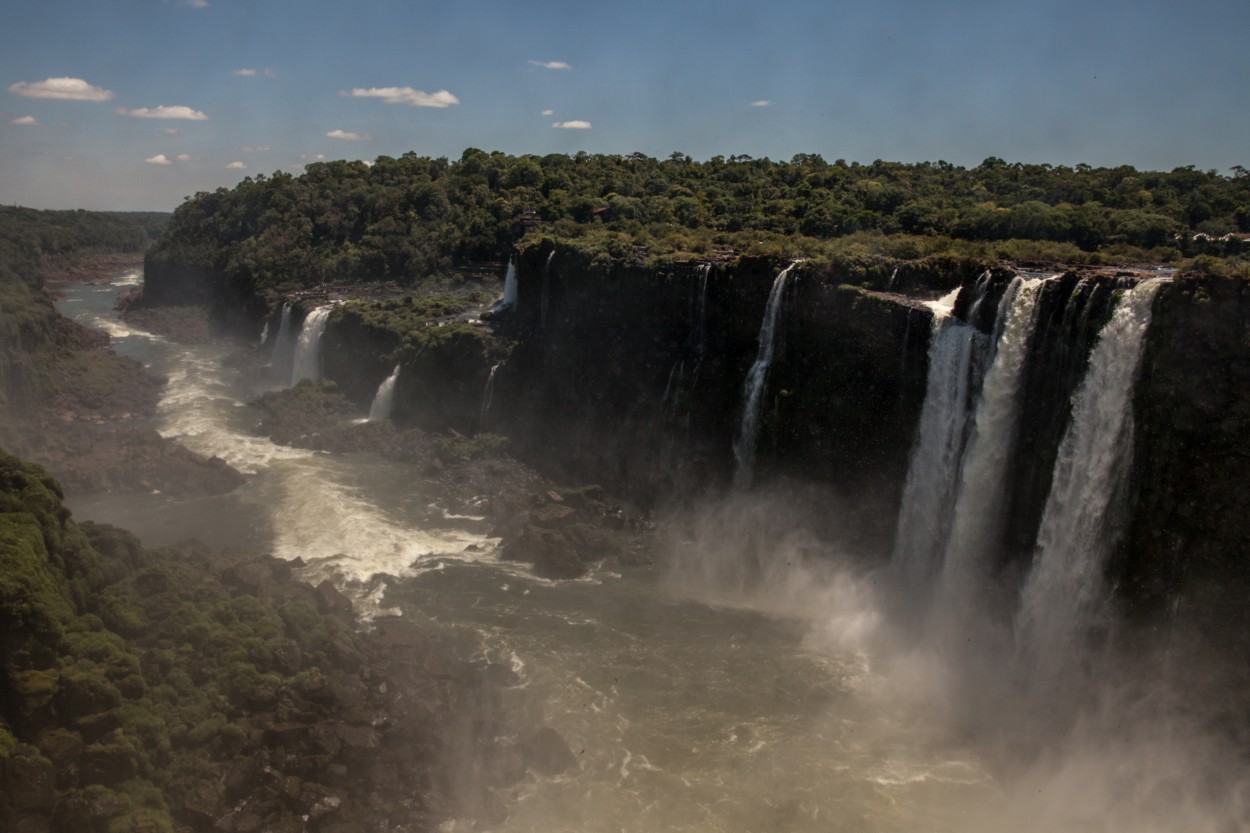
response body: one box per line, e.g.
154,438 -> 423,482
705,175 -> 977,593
2,0 -> 1247,211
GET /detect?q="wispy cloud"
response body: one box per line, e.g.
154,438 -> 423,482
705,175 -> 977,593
552,120 -> 591,129
750,100 -> 772,107
326,129 -> 373,141
178,0 -> 209,8
145,154 -> 172,166
541,109 -> 554,116
176,153 -> 191,161
11,115 -> 38,125
232,68 -> 277,78
162,127 -> 181,137
346,87 -> 459,108
242,145 -> 270,153
225,161 -> 247,170
9,77 -> 114,101
118,105 -> 209,120
529,60 -> 572,70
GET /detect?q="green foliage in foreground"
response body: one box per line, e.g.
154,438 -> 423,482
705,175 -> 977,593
149,150 -> 1250,292
0,450 -> 365,832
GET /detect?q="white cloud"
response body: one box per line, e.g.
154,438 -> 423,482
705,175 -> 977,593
233,68 -> 276,78
11,115 -> 38,125
529,60 -> 572,70
162,127 -> 181,137
750,100 -> 772,107
176,153 -> 191,161
179,0 -> 208,7
145,154 -> 172,166
359,159 -> 375,167
552,120 -> 591,129
326,129 -> 373,141
9,77 -> 114,101
541,109 -> 554,116
225,161 -> 247,170
242,145 -> 270,153
118,105 -> 209,120
347,87 -> 459,108
232,69 -> 257,76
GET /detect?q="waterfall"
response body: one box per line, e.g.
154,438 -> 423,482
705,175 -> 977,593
290,305 -> 333,385
890,288 -> 988,588
662,360 -> 684,418
732,262 -> 797,490
936,278 -> 1043,611
479,362 -> 501,428
1015,279 -> 1166,683
887,265 -> 900,291
490,259 -> 518,313
694,263 -> 712,360
269,303 -> 296,380
259,320 -> 270,346
540,251 -> 555,329
368,365 -> 400,422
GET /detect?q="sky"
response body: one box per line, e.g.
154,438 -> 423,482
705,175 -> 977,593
1,0 -> 1247,211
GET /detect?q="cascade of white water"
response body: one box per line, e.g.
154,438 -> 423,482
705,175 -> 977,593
695,263 -> 712,358
259,320 -> 270,345
368,365 -> 401,422
540,251 -> 555,328
890,288 -> 986,588
269,303 -> 295,377
732,262 -> 797,489
290,305 -> 333,385
479,362 -> 501,427
490,259 -> 518,313
1015,278 -> 1166,681
936,278 -> 1043,611
662,360 -> 684,416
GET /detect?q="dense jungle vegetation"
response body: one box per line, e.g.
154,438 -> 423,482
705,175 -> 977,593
149,150 -> 1250,293
0,207 -> 167,286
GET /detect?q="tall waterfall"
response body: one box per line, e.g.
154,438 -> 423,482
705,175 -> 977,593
890,288 -> 987,588
1015,279 -> 1166,681
269,303 -> 295,379
490,259 -> 518,313
479,362 -> 500,428
936,278 -> 1043,611
368,365 -> 401,422
259,320 -> 270,346
732,262 -> 797,489
290,305 -> 333,385
540,251 -> 555,329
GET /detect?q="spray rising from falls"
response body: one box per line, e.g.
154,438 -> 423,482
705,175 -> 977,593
368,365 -> 401,422
290,305 -> 332,385
1015,279 -> 1167,683
732,262 -> 796,490
890,287 -> 988,588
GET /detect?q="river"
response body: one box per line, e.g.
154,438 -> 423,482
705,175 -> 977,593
54,269 -> 1246,833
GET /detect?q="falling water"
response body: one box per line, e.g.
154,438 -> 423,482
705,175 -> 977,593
479,362 -> 501,428
259,320 -> 270,345
1015,279 -> 1167,684
890,288 -> 987,589
694,263 -> 712,359
936,278 -> 1043,613
540,251 -> 555,329
368,365 -> 401,422
661,360 -> 684,418
269,303 -> 295,379
491,259 -> 518,313
290,305 -> 333,385
732,262 -> 797,490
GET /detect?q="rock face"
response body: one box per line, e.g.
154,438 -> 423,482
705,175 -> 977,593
1120,274 -> 1250,652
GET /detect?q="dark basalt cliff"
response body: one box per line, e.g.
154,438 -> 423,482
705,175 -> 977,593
153,243 -> 1250,620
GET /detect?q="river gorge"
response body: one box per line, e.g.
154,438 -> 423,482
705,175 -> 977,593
37,251 -> 1250,832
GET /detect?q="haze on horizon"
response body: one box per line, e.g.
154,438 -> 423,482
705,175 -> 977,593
1,0 -> 1247,213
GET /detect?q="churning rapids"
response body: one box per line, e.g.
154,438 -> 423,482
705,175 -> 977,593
54,270 -> 1249,832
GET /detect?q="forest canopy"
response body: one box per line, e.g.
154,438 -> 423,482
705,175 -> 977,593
149,151 -> 1250,290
